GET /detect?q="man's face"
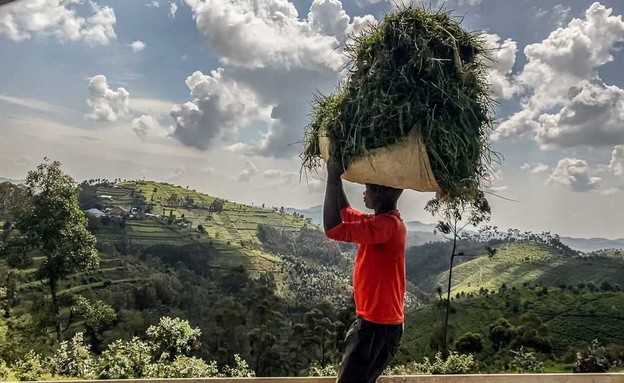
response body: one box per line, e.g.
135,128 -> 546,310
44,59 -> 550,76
363,184 -> 378,209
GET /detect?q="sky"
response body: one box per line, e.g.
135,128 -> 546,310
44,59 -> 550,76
0,0 -> 623,239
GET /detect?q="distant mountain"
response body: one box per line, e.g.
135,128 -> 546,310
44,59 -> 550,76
286,205 -> 624,252
404,220 -> 438,232
286,205 -> 323,225
0,176 -> 26,185
560,237 -> 624,253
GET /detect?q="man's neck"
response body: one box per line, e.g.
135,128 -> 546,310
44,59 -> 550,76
374,204 -> 397,215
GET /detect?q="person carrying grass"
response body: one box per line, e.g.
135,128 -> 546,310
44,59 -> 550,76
323,160 -> 406,383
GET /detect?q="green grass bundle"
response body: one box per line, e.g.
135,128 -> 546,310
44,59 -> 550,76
302,5 -> 499,201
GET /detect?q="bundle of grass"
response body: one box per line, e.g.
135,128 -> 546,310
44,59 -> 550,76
302,5 -> 500,202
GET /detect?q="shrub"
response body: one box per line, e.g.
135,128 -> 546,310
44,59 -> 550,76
96,338 -> 154,379
0,359 -> 11,380
306,362 -> 338,376
510,347 -> 544,373
152,356 -> 219,378
384,351 -> 476,375
221,354 -> 255,377
48,332 -> 96,378
574,339 -> 611,373
13,350 -> 47,381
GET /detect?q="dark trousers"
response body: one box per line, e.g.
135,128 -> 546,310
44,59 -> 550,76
336,317 -> 403,383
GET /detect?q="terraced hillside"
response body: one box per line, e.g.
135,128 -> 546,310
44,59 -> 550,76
91,181 -> 310,277
2,180 -> 357,329
434,242 -> 624,295
396,286 -> 624,371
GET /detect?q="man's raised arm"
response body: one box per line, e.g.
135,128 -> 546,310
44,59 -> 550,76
323,161 -> 349,232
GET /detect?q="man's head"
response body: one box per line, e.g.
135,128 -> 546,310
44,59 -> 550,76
363,183 -> 403,211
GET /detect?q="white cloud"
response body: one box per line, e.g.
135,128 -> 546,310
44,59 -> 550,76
531,163 -> 550,174
482,33 -> 518,100
552,4 -> 571,27
0,0 -> 117,45
236,161 -> 259,182
535,79 -> 624,149
263,169 -> 283,179
131,115 -> 161,139
263,168 -> 298,185
494,2 -> 624,144
184,0 -> 346,71
308,0 -> 350,43
200,166 -> 215,174
520,162 -> 549,174
169,2 -> 178,18
86,75 -> 130,122
176,0 -> 376,158
548,158 -> 601,192
345,14 -> 376,38
600,187 -> 620,196
130,40 -> 146,52
492,109 -> 540,141
146,1 -> 160,8
609,145 -> 624,177
169,69 -> 270,150
306,178 -> 325,193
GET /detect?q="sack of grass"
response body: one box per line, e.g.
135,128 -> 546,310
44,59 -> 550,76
302,5 -> 498,201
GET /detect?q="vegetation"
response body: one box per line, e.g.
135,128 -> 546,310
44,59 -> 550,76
1,160 -> 99,342
2,160 -> 624,377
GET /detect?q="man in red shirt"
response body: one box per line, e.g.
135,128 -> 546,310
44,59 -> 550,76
323,161 -> 406,383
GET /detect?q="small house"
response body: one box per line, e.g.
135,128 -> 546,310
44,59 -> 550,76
84,208 -> 106,218
108,206 -> 128,217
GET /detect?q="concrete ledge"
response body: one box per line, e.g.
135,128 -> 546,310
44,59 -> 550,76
21,374 -> 624,383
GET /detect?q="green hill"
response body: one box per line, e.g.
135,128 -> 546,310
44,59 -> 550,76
396,286 -> 624,372
1,179 -> 363,371
434,242 -> 624,295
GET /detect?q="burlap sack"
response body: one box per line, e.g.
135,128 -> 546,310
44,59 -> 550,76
319,131 -> 441,192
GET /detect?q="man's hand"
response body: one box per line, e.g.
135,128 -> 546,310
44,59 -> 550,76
323,158 -> 349,232
327,159 -> 345,182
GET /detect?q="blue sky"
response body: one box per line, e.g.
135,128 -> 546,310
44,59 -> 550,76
1,0 -> 623,239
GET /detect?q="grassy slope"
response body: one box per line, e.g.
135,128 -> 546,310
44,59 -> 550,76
4,180 -> 323,312
398,287 -> 624,367
435,242 -> 624,294
99,181 -> 309,275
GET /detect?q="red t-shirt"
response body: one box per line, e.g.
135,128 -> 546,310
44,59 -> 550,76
325,206 -> 406,324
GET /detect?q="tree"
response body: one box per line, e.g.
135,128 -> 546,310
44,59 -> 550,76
72,296 -> 116,352
0,160 -> 99,342
455,333 -> 484,354
184,196 -> 195,207
146,316 -> 201,361
301,302 -> 339,368
425,190 -> 492,356
489,318 -> 515,351
167,193 -> 180,206
210,199 -> 224,213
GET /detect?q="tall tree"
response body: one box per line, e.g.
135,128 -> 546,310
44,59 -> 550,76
425,190 -> 493,356
1,160 -> 99,342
